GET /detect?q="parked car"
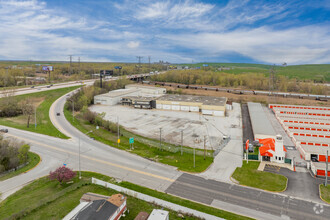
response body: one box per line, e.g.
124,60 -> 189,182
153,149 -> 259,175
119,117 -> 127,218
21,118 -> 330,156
0,128 -> 8,133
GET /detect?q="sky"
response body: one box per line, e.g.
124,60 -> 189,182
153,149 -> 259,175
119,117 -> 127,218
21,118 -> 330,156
0,0 -> 329,64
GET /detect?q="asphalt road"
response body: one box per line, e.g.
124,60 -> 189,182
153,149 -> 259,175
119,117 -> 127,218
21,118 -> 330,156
166,173 -> 330,220
1,85 -> 330,220
0,79 -> 95,98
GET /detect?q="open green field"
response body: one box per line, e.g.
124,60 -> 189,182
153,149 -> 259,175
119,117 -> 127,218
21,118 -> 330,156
0,86 -> 81,139
320,184 -> 330,204
0,152 -> 40,181
64,108 -> 213,173
232,161 -> 287,192
184,63 -> 330,82
0,172 -> 251,220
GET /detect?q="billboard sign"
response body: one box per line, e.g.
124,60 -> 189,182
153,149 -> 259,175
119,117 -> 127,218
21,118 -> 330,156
202,64 -> 209,67
114,66 -> 122,69
42,66 -> 53,71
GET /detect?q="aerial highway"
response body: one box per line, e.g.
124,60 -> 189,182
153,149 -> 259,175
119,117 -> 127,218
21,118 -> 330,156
0,81 -> 329,219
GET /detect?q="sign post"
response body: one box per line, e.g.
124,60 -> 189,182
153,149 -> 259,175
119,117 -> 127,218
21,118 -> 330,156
129,137 -> 134,150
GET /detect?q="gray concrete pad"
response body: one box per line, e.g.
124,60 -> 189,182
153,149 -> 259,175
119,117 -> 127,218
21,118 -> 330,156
198,103 -> 243,183
90,105 -> 234,150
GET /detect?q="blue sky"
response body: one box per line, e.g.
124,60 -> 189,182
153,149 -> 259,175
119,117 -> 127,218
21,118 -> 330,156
0,0 -> 329,64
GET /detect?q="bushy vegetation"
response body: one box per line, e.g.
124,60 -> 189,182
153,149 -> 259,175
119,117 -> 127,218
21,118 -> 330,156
0,134 -> 30,173
152,69 -> 328,95
0,61 -> 164,88
66,77 -> 132,112
0,94 -> 22,117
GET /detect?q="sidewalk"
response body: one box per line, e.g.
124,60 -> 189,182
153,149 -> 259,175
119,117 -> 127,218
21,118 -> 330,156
257,161 -> 293,171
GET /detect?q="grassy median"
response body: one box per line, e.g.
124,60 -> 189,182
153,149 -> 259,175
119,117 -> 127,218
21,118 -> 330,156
64,107 -> 213,173
0,172 -> 251,220
232,161 -> 287,192
0,152 -> 40,181
320,184 -> 330,204
0,86 -> 81,139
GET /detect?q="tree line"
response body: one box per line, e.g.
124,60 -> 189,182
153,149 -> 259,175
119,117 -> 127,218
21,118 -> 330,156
151,70 -> 328,95
0,135 -> 30,173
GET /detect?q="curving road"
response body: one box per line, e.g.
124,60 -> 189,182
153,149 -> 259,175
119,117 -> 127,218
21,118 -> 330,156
0,86 -> 330,219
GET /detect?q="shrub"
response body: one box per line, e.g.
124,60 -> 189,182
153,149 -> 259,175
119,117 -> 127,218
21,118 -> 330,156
49,166 -> 76,184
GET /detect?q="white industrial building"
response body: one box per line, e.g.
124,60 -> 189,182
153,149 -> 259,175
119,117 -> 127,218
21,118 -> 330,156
125,84 -> 166,95
94,84 -> 166,106
156,94 -> 227,116
94,88 -> 140,105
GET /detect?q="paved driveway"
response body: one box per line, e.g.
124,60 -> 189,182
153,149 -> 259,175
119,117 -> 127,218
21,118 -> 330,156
265,165 -> 324,203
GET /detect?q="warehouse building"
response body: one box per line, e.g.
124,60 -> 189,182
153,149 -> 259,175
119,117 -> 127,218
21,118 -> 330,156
125,84 -> 166,95
94,88 -> 140,105
248,102 -> 277,140
94,84 -> 165,106
270,104 -> 330,177
121,96 -> 156,109
155,94 -> 227,116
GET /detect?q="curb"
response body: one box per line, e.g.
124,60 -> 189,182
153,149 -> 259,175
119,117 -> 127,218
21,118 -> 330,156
24,152 -> 42,174
230,166 -> 288,193
319,184 -> 330,205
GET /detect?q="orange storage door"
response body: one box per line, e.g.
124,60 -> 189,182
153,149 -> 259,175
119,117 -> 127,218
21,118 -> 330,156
319,155 -> 326,162
317,170 -> 325,176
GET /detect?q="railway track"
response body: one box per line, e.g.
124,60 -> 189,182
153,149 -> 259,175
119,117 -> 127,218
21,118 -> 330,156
144,81 -> 329,101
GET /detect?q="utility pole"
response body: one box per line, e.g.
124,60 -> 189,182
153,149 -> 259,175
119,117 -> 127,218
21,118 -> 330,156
136,56 -> 143,74
326,150 -> 328,186
34,106 -> 37,129
204,135 -> 206,160
181,130 -> 183,156
78,57 -> 81,74
159,128 -> 162,151
72,101 -> 74,122
117,116 -> 120,147
68,55 -> 73,74
148,56 -> 151,72
193,148 -> 196,168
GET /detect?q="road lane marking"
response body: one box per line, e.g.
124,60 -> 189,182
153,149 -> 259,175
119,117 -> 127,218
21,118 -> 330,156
6,133 -> 175,183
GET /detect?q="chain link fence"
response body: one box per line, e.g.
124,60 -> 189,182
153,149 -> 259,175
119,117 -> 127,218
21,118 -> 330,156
121,129 -> 213,157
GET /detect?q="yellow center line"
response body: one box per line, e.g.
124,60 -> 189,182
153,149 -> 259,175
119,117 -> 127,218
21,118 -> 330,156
6,133 -> 175,183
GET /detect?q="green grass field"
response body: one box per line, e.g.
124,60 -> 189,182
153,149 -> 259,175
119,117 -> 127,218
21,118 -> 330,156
0,172 -> 251,220
64,108 -> 213,173
0,86 -> 81,139
0,152 -> 40,181
320,184 -> 330,204
232,161 -> 287,192
183,63 -> 330,82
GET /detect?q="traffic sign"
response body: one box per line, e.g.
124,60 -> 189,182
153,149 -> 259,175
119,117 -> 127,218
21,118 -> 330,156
129,137 -> 134,144
117,139 -> 120,144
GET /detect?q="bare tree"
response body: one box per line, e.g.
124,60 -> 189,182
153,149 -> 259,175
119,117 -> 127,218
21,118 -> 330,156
21,99 -> 34,128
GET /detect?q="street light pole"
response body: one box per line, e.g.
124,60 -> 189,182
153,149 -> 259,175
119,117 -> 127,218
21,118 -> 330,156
78,130 -> 93,179
159,128 -> 162,151
72,101 -> 74,122
181,130 -> 183,156
326,150 -> 328,186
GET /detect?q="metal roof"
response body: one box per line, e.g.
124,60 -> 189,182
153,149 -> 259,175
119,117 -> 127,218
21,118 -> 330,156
95,88 -> 139,98
248,102 -> 276,137
157,94 -> 227,106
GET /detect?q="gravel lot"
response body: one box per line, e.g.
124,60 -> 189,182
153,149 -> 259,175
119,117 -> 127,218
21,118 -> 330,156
89,105 -> 238,150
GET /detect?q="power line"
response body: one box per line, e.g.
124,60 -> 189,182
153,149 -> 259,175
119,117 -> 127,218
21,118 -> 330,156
136,56 -> 143,74
68,55 -> 73,74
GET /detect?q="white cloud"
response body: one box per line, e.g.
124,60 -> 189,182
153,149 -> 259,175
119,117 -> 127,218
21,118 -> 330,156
135,0 -> 215,30
161,26 -> 330,64
127,41 -> 140,49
